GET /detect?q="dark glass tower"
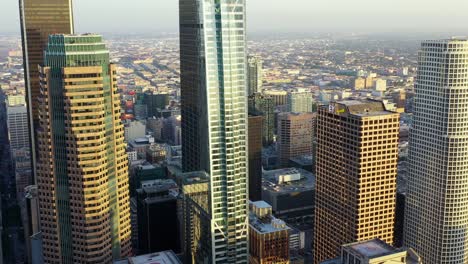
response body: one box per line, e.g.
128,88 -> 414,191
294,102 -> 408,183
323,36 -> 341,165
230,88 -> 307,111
19,0 -> 74,180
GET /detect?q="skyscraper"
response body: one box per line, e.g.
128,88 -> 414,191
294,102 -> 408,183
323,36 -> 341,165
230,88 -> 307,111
248,56 -> 263,95
404,39 -> 468,263
277,112 -> 315,167
249,93 -> 275,146
19,0 -> 74,178
248,115 -> 263,201
314,100 -> 400,263
37,34 -> 131,263
180,0 -> 249,263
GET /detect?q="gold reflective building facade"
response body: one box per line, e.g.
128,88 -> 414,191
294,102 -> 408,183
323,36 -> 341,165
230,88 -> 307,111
37,35 -> 131,263
313,100 -> 400,263
19,0 -> 74,178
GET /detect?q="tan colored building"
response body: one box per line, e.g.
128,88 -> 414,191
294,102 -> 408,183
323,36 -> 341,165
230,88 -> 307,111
277,112 -> 315,167
37,34 -> 131,263
249,201 -> 290,264
365,77 -> 374,89
313,100 -> 400,263
353,77 -> 366,90
263,90 -> 288,106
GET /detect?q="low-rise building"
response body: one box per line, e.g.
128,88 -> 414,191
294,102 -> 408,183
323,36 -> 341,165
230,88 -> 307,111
321,239 -> 421,264
249,201 -> 290,264
262,168 -> 315,225
136,179 -> 180,255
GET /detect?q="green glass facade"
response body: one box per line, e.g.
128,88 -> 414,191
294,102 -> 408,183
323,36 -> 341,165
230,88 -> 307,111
248,93 -> 275,146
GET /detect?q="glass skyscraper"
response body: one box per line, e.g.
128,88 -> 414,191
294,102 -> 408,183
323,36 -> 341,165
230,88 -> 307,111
404,39 -> 468,263
180,0 -> 249,263
248,93 -> 275,146
37,34 -> 131,263
19,0 -> 74,179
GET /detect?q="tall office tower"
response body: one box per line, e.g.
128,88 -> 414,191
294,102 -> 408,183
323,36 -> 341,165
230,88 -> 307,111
249,93 -> 275,146
287,89 -> 314,113
249,201 -> 290,264
180,0 -> 249,263
36,34 -> 131,263
404,39 -> 468,264
247,56 -> 263,95
277,112 -> 315,167
313,100 -> 400,263
248,115 -> 263,201
6,93 -> 33,219
19,0 -> 74,178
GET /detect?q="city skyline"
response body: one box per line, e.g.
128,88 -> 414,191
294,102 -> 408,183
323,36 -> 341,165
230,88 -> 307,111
2,0 -> 468,263
1,0 -> 468,34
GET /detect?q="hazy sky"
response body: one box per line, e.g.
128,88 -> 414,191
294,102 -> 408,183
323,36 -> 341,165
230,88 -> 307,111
1,0 -> 468,34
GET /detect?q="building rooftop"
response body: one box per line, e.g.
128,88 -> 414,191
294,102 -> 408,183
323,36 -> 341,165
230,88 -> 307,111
249,201 -> 290,234
140,179 -> 178,193
346,239 -> 395,258
251,200 -> 271,209
179,171 -> 210,185
289,154 -> 314,166
262,168 -> 315,194
114,250 -> 182,264
423,38 -> 468,43
343,239 -> 421,263
328,99 -> 397,117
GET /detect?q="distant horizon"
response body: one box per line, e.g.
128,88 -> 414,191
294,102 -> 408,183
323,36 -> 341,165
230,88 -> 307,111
1,0 -> 468,37
0,30 -> 466,41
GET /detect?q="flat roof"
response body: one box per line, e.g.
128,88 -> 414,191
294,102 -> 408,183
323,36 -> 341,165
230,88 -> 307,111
251,200 -> 271,209
262,168 -> 315,194
115,250 -> 182,264
329,99 -> 397,117
345,239 -> 396,258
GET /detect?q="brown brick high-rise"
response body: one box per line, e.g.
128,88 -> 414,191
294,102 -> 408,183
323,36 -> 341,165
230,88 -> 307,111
313,100 -> 400,263
277,112 -> 315,168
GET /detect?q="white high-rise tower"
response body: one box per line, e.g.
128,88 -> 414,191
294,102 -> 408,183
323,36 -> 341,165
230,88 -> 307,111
405,38 -> 468,263
180,0 -> 249,263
